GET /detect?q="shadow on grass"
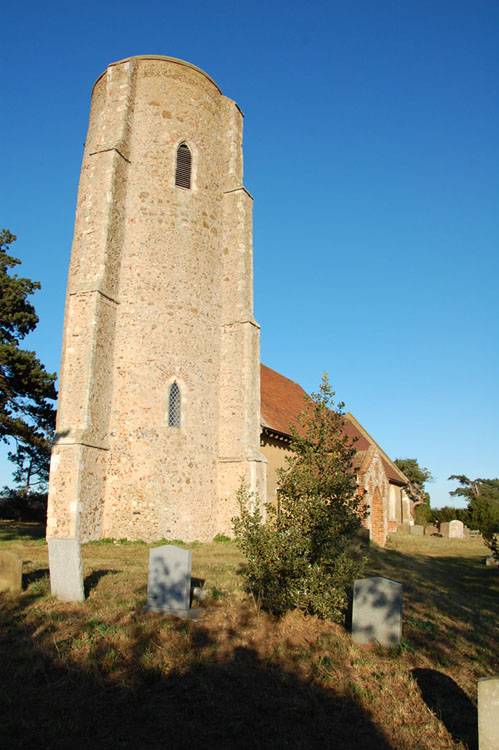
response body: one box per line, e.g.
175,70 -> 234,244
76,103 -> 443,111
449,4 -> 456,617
411,668 -> 478,750
84,569 -> 119,597
23,568 -> 49,589
0,521 -> 45,543
0,594 -> 393,750
366,546 -> 499,669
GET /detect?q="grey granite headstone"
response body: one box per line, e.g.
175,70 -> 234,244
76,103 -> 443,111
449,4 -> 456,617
478,676 -> 499,750
48,538 -> 84,602
352,576 -> 402,647
0,550 -> 23,593
410,524 -> 424,536
146,545 -> 202,619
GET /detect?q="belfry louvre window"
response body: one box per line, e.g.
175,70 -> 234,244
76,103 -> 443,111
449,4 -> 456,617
175,144 -> 192,189
168,382 -> 181,428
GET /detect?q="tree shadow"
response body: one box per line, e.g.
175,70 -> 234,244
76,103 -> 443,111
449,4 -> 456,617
365,546 -> 499,669
0,595 -> 394,750
411,668 -> 478,750
22,567 -> 49,588
84,569 -> 119,597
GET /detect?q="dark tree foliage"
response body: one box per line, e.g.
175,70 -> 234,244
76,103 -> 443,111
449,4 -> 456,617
0,229 -> 56,492
394,457 -> 433,524
448,475 -> 499,559
429,506 -> 468,525
233,374 -> 366,621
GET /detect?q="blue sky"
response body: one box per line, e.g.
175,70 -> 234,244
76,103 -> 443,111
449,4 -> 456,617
1,0 -> 498,506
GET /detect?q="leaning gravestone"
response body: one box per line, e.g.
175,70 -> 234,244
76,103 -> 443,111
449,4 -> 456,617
48,538 -> 84,602
352,577 -> 402,647
478,677 -> 499,750
146,544 -> 202,619
0,550 -> 23,593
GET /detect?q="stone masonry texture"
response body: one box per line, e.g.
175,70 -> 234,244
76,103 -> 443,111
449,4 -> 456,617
46,56 -> 267,543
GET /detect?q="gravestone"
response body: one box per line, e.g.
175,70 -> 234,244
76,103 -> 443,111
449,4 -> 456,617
146,544 -> 202,619
0,551 -> 23,593
424,524 -> 439,536
48,538 -> 84,602
440,520 -> 464,539
410,524 -> 424,536
352,576 -> 402,647
449,519 -> 464,539
478,677 -> 499,750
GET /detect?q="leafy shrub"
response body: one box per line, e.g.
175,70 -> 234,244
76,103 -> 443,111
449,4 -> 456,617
233,375 -> 366,621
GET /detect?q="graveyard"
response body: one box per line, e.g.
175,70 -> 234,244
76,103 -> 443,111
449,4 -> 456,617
0,522 -> 497,750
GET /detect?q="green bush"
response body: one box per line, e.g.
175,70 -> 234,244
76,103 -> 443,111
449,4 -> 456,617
233,375 -> 366,621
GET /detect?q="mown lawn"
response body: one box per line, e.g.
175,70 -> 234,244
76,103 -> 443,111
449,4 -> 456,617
0,522 -> 497,750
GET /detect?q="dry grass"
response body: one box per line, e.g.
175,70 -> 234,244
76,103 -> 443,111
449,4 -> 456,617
0,521 -> 497,749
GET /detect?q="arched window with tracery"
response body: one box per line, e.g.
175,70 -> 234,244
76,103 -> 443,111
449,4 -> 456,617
168,382 -> 181,427
175,143 -> 192,189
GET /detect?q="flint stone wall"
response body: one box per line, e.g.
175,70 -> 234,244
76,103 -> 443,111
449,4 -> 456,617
47,56 -> 267,544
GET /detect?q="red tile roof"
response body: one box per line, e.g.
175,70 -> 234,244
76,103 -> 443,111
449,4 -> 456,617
260,364 -> 407,486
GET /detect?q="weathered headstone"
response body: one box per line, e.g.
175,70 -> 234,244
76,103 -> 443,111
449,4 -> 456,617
48,538 -> 84,602
449,519 -> 464,539
478,676 -> 499,750
146,544 -> 202,619
410,524 -> 424,536
0,551 -> 23,593
352,576 -> 402,647
440,520 -> 464,539
424,524 -> 439,536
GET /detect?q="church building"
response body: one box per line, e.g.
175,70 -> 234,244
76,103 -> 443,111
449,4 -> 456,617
46,55 -> 410,552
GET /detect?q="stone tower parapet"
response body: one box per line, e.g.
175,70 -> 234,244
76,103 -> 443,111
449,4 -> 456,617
47,56 -> 266,543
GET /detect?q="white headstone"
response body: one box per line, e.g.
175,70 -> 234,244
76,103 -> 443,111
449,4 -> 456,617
352,576 -> 402,647
449,520 -> 464,539
147,545 -> 192,615
48,538 -> 84,602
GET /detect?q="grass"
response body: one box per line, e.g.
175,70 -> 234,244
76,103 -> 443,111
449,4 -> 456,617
0,522 -> 497,749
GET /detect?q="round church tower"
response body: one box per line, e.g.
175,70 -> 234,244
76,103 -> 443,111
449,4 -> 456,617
46,56 -> 266,543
